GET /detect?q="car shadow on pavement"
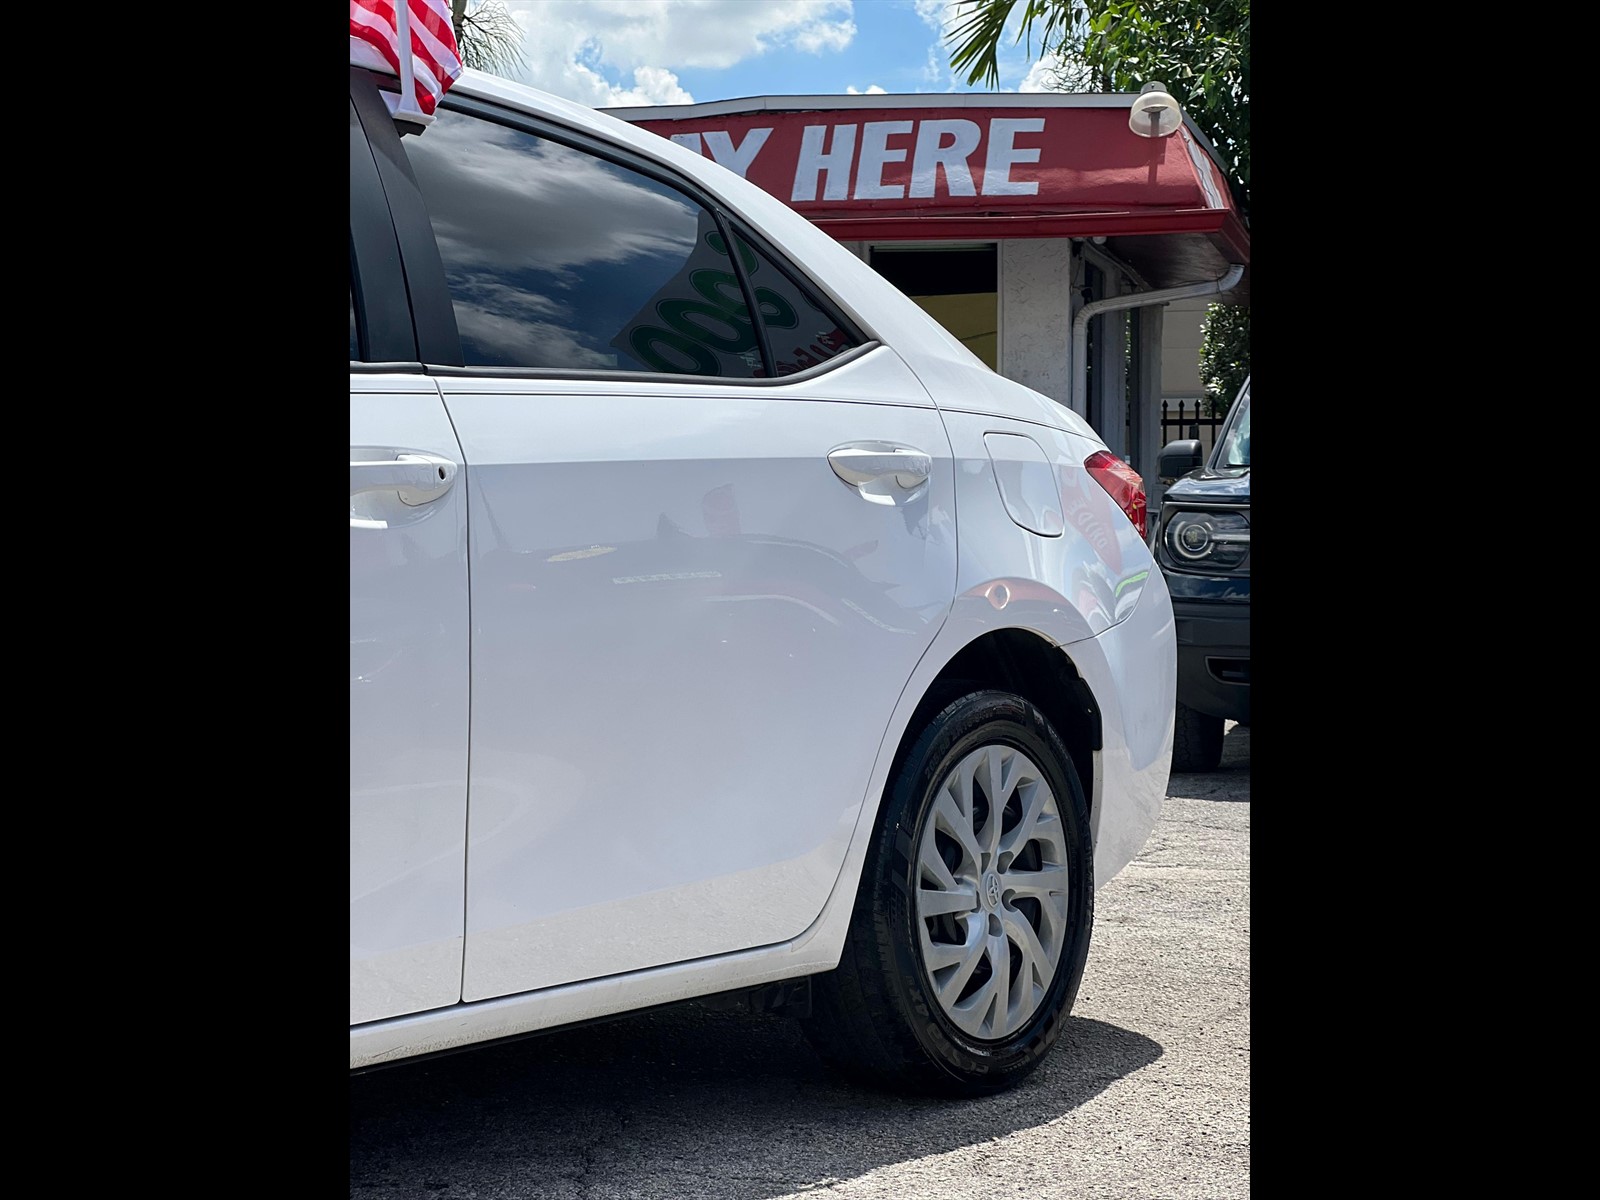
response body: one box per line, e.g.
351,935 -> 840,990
350,1004 -> 1163,1198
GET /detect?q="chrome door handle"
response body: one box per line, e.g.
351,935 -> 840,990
827,444 -> 932,489
350,453 -> 458,506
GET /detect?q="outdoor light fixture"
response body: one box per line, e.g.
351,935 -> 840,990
1129,81 -> 1182,137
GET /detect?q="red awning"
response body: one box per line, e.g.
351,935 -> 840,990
612,94 -> 1247,278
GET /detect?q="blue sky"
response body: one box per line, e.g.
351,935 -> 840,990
491,1 -> 1061,108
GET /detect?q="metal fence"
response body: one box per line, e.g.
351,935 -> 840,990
1160,399 -> 1222,457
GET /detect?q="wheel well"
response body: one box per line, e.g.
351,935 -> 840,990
892,629 -> 1102,819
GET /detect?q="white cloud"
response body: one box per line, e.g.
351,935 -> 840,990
607,66 -> 696,107
414,116 -> 698,272
493,0 -> 856,107
912,0 -> 961,36
912,0 -> 959,80
1018,52 -> 1064,93
793,19 -> 856,54
845,84 -> 887,95
911,0 -> 983,91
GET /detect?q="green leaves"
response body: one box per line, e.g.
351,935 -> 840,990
1199,302 -> 1250,417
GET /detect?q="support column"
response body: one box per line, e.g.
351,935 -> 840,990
998,239 -> 1072,407
1096,271 -> 1126,457
1135,303 -> 1166,513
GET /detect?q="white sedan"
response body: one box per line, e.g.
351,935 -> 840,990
350,61 -> 1175,1095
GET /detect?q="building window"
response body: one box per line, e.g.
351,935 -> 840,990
868,245 -> 997,370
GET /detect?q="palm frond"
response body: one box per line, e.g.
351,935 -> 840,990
947,0 -> 1080,89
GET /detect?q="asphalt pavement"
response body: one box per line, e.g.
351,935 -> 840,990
350,722 -> 1250,1199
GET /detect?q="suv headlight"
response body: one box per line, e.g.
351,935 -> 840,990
1160,510 -> 1249,572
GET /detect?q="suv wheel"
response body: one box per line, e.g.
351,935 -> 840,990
1171,700 -> 1224,772
802,690 -> 1094,1095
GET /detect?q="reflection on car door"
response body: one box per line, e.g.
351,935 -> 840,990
441,352 -> 955,1002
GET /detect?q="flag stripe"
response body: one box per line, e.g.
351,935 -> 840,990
350,2 -> 403,76
410,11 -> 461,76
409,0 -> 456,48
407,0 -> 462,114
350,0 -> 463,117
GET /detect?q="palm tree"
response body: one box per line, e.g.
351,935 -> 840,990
451,0 -> 526,78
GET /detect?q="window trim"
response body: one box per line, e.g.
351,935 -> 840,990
349,82 -> 416,364
420,337 -> 881,386
351,68 -> 463,366
717,213 -> 777,380
723,219 -> 877,381
352,361 -> 430,374
390,89 -> 880,384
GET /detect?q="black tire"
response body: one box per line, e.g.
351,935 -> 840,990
1171,700 -> 1225,772
801,689 -> 1095,1095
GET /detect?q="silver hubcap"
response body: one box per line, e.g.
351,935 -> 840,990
915,744 -> 1069,1040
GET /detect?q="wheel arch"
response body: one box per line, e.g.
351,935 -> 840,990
882,628 -> 1102,826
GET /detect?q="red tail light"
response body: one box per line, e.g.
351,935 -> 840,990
1084,450 -> 1147,539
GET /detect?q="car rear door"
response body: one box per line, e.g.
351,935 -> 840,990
392,97 -> 959,1002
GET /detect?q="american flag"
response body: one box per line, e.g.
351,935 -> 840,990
350,1 -> 463,119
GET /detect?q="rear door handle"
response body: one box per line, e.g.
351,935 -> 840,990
827,444 -> 932,489
350,453 -> 458,506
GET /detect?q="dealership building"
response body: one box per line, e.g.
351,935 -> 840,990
609,91 -> 1249,501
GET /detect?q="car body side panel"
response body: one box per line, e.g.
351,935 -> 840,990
1071,584 -> 1175,884
938,410 -> 1172,883
350,548 -> 1172,1068
439,346 -> 958,1002
938,412 -> 1154,640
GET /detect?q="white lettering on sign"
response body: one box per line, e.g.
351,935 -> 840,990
792,124 -> 858,202
982,118 -> 1045,195
663,117 -> 1047,203
855,120 -> 914,199
703,128 -> 772,178
910,119 -> 981,197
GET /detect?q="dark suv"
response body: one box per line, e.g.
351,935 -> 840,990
1149,377 -> 1250,771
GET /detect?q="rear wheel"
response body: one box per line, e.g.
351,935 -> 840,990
1171,700 -> 1225,771
802,689 -> 1094,1095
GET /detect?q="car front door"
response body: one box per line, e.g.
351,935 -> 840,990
349,76 -> 471,1024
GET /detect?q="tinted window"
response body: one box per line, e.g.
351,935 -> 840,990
404,109 -> 763,377
735,233 -> 861,376
1216,383 -> 1250,468
350,280 -> 360,360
